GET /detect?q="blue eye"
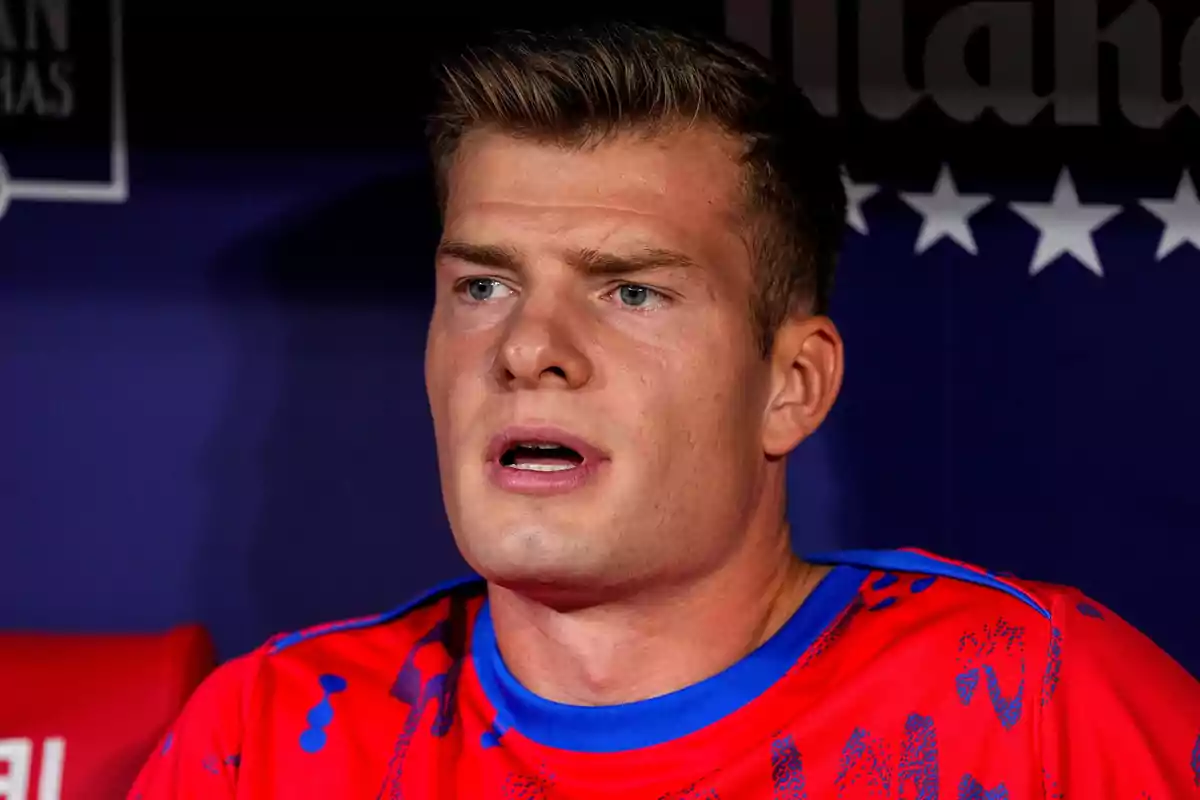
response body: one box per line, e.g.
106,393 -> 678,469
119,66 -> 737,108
460,278 -> 512,302
611,283 -> 668,309
616,284 -> 652,307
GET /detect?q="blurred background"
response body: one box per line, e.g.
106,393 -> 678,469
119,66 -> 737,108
1,0 -> 1196,694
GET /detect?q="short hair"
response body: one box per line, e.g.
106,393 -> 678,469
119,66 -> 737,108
426,22 -> 846,355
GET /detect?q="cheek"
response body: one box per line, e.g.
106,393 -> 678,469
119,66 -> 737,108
662,346 -> 763,452
650,354 -> 737,435
425,333 -> 477,428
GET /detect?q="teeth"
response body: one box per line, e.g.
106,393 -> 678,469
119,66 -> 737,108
519,443 -> 562,449
509,463 -> 576,472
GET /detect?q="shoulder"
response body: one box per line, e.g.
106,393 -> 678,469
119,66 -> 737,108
199,576 -> 487,715
808,548 -> 1197,702
131,577 -> 487,794
810,547 -> 1061,628
805,547 -> 1105,679
802,556 -> 1200,792
263,575 -> 486,661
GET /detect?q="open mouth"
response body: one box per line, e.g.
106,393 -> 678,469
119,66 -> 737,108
499,441 -> 585,472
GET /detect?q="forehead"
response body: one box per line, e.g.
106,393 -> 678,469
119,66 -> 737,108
442,126 -> 749,255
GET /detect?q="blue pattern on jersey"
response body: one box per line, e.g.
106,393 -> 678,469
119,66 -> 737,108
837,727 -> 893,795
503,769 -> 555,798
1191,732 -> 1199,787
1041,627 -> 1063,707
481,718 -> 508,749
911,575 -> 938,593
771,734 -> 806,798
956,618 -> 1026,729
869,596 -> 898,611
299,673 -> 348,753
958,774 -> 1009,799
898,713 -> 939,800
378,594 -> 469,800
872,572 -> 899,590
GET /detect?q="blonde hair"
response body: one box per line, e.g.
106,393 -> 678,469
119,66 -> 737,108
426,22 -> 846,354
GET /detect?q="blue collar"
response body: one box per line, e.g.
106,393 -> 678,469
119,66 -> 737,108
470,564 -> 866,752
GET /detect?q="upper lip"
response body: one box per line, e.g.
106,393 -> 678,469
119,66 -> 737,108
486,425 -> 608,464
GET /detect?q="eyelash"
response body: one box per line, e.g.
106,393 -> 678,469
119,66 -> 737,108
453,278 -> 670,310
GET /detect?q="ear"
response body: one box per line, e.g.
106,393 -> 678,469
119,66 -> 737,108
761,315 -> 844,457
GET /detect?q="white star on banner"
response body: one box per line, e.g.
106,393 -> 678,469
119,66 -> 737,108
843,169 -> 880,235
899,165 -> 993,255
1009,169 -> 1123,277
1139,171 -> 1200,261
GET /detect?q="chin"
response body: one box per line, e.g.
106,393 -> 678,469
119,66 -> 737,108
459,525 -> 623,592
472,523 -> 586,572
486,568 -> 633,611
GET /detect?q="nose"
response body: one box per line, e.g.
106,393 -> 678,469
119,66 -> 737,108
494,291 -> 593,391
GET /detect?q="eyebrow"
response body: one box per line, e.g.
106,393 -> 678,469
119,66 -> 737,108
567,247 -> 701,276
436,241 -> 521,270
436,240 -> 701,277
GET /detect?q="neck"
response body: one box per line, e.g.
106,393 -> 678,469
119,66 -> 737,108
484,520 -> 827,707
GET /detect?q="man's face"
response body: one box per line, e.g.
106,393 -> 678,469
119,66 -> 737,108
425,126 -> 777,598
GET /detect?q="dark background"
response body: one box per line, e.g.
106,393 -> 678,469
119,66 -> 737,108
2,0 -> 1197,674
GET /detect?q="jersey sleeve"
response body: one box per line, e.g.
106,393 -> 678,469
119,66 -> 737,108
127,650 -> 257,800
1037,588 -> 1200,797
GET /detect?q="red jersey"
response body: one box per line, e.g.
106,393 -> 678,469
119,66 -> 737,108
129,549 -> 1200,798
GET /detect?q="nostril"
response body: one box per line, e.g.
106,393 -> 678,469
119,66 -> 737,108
542,366 -> 567,380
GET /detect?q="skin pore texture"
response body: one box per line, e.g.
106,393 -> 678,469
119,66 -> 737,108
424,124 -> 844,706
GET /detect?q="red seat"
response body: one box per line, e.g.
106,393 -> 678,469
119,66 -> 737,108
0,626 -> 215,800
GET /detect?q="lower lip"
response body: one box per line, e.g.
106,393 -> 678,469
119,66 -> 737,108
485,458 -> 607,495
